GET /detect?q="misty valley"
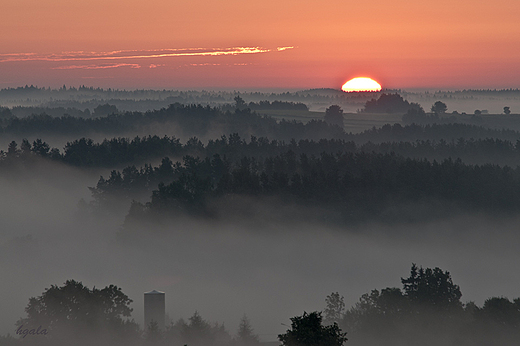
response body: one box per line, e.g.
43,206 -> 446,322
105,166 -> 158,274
2,87 -> 520,345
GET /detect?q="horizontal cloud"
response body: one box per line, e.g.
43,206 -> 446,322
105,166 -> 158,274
52,63 -> 141,70
180,62 -> 253,68
186,63 -> 221,67
0,46 -> 295,64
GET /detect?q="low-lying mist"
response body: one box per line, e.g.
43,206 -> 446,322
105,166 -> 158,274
2,159 -> 520,343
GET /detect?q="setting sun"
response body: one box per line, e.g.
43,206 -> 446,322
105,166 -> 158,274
342,77 -> 382,92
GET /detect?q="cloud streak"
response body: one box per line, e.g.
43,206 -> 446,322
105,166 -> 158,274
52,63 -> 141,70
0,47 -> 295,64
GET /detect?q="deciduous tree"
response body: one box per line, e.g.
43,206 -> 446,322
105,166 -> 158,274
16,280 -> 137,344
279,311 -> 347,346
401,263 -> 462,311
324,292 -> 345,324
324,105 -> 344,129
431,101 -> 448,114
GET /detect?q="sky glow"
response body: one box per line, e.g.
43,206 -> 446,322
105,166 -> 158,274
1,0 -> 518,89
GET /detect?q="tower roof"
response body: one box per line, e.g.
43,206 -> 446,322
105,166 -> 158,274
144,290 -> 165,295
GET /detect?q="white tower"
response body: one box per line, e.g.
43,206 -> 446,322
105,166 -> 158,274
144,290 -> 165,330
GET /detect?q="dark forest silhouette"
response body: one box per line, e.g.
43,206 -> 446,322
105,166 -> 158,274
6,131 -> 520,224
7,265 -> 520,346
9,281 -> 261,346
325,264 -> 520,346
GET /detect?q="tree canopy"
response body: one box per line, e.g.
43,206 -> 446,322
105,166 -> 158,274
328,264 -> 520,346
235,315 -> 260,346
324,105 -> 344,129
362,93 -> 422,113
401,263 -> 462,311
278,311 -> 347,346
16,280 -> 138,344
324,292 -> 345,325
431,101 -> 448,114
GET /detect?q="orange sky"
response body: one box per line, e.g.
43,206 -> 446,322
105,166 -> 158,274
1,0 -> 519,89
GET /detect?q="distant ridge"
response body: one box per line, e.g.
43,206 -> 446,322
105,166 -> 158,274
297,88 -> 400,95
297,88 -> 344,94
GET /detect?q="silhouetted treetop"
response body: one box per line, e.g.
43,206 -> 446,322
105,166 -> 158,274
324,105 -> 344,129
362,93 -> 423,113
279,312 -> 347,346
332,264 -> 520,346
431,101 -> 448,114
16,280 -> 137,344
401,263 -> 462,311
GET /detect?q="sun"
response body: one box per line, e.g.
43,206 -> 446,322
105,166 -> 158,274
341,77 -> 382,92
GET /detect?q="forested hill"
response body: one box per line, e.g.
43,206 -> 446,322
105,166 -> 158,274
5,133 -> 520,225
2,101 -> 520,225
0,104 -> 343,141
2,102 -> 520,144
96,149 -> 520,228
5,131 -> 520,168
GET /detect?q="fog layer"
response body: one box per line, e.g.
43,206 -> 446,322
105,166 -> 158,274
1,160 -> 520,341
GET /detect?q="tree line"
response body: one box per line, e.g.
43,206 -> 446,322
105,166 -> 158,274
0,103 -> 344,141
7,264 -> 520,346
324,264 -> 520,346
86,149 -> 520,227
5,133 -> 520,223
6,123 -> 520,168
2,98 -> 520,144
3,280 -> 262,346
5,278 -> 346,346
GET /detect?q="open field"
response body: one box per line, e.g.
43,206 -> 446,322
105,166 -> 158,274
455,113 -> 520,131
259,107 -> 520,134
256,109 -> 404,133
342,112 -> 404,133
